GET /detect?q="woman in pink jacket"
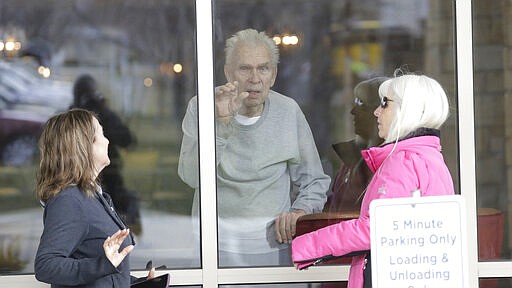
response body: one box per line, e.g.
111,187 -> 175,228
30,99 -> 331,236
291,73 -> 455,288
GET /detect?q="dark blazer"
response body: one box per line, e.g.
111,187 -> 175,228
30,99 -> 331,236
35,185 -> 134,287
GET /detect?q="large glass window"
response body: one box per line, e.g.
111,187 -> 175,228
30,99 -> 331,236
473,0 -> 512,285
209,0 -> 458,271
0,0 -> 198,275
13,0 -> 512,287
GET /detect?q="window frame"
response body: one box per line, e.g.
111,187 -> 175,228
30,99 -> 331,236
2,0 -> 512,287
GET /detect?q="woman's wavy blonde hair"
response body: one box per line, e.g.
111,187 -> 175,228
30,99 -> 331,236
36,109 -> 99,203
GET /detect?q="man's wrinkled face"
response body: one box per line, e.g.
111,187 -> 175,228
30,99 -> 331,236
224,44 -> 277,109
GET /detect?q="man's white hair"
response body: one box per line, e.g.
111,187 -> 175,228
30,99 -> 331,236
224,28 -> 279,68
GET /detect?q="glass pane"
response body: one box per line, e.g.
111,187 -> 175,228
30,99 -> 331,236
0,0 -> 199,276
472,0 -> 511,261
212,0 -> 457,269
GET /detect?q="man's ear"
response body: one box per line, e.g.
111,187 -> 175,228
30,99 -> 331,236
270,67 -> 278,87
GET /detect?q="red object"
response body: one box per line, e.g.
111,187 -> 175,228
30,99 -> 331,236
295,211 -> 360,265
477,208 -> 504,288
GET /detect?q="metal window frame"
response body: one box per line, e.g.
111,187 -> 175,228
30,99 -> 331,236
1,0 -> 511,287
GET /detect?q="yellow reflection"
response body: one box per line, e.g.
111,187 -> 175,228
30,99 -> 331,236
173,63 -> 183,73
5,41 -> 15,51
38,66 -> 51,78
143,77 -> 153,87
278,35 -> 299,46
289,35 -> 299,45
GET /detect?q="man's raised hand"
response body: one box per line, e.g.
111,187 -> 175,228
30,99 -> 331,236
215,81 -> 249,121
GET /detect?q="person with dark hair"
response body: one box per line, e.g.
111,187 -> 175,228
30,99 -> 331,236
70,74 -> 141,234
34,109 -> 153,287
324,77 -> 388,213
292,73 -> 455,288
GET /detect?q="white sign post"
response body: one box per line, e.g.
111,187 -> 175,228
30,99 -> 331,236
370,194 -> 469,288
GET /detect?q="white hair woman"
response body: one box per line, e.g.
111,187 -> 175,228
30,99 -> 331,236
376,74 -> 450,144
291,73 -> 455,288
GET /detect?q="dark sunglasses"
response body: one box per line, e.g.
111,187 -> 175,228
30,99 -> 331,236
380,96 -> 393,108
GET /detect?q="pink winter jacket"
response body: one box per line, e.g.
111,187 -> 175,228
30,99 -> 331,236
291,134 -> 454,288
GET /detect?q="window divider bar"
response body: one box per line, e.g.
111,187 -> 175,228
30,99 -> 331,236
196,0 -> 219,287
455,0 -> 479,286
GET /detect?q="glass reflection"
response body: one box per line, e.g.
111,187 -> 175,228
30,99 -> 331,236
472,0 -> 511,264
178,28 -> 331,268
0,0 -> 198,274
212,0 -> 458,270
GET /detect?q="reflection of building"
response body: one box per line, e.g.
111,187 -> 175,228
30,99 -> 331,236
380,0 -> 429,37
60,27 -> 141,115
473,0 -> 512,260
0,1 -> 197,120
59,27 -> 183,119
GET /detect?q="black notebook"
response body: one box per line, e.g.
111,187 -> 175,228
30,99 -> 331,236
130,273 -> 170,288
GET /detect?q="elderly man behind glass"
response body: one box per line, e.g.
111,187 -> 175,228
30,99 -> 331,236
178,28 -> 330,267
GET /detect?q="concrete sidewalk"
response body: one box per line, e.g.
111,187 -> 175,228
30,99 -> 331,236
0,208 -> 199,274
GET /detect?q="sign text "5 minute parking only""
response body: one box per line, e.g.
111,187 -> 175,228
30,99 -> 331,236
370,195 -> 469,288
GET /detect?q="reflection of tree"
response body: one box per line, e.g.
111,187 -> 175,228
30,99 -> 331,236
0,235 -> 27,273
0,0 -> 198,120
0,0 -> 196,64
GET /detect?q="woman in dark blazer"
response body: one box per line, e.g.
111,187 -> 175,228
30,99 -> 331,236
34,109 -> 151,287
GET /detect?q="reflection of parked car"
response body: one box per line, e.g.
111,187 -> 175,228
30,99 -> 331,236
0,97 -> 55,166
0,61 -> 72,110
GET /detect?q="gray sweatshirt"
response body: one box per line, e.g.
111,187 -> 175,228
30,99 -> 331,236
178,90 -> 330,253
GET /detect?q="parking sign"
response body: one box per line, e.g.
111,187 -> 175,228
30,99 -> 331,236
370,195 -> 469,288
